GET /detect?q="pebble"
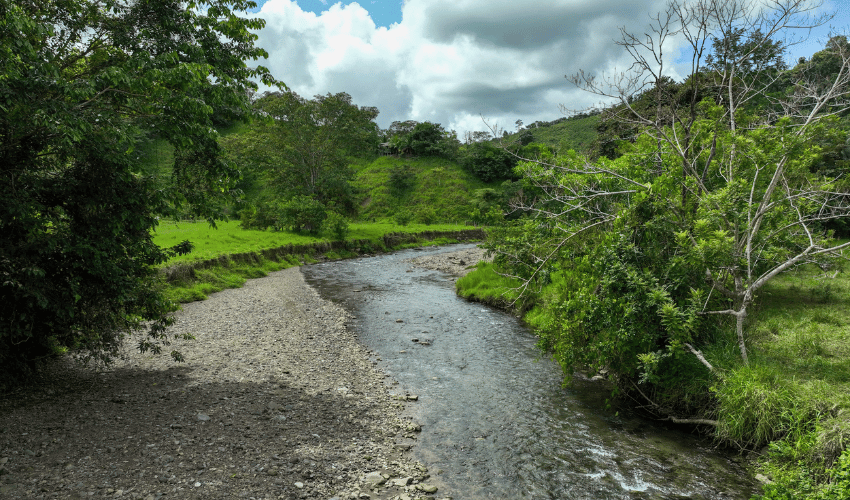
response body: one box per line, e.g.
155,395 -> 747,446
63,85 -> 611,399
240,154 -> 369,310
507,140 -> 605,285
362,471 -> 386,489
390,477 -> 412,487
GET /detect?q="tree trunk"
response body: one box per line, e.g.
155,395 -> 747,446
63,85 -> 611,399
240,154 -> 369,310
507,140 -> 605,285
736,306 -> 748,364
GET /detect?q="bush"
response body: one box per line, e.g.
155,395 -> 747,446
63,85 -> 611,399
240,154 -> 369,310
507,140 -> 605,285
278,195 -> 327,232
388,165 -> 417,198
321,211 -> 350,240
394,209 -> 413,226
416,207 -> 438,225
239,202 -> 279,230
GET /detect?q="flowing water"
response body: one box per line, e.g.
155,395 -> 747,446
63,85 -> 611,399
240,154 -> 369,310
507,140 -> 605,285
302,244 -> 758,499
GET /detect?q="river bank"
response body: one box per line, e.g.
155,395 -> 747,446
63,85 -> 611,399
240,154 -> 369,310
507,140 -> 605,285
0,265 -> 458,500
303,245 -> 758,499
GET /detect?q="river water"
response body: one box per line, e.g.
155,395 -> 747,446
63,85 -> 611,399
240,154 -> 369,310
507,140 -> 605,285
302,244 -> 758,499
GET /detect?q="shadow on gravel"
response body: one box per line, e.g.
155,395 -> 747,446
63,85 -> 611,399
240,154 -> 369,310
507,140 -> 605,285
0,363 -> 378,499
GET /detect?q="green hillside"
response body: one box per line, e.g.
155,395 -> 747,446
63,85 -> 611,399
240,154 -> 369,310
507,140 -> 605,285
353,155 -> 497,223
499,114 -> 599,153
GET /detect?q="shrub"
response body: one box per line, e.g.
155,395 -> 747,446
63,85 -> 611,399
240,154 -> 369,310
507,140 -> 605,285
278,195 -> 327,232
416,207 -> 438,225
239,202 -> 279,230
394,209 -> 413,226
321,211 -> 350,241
388,165 -> 417,198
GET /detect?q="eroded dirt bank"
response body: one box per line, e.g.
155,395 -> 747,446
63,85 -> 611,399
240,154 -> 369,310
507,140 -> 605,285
0,267 -> 452,500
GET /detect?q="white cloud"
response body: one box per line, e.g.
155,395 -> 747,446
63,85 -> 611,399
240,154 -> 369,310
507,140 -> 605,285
254,0 -> 682,135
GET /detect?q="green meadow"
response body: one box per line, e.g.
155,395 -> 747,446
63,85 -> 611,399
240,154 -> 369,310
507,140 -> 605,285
152,219 -> 474,265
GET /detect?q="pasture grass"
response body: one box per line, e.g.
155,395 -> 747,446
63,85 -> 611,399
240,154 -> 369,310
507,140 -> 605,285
154,219 -> 479,302
152,219 -> 473,265
708,261 -> 850,498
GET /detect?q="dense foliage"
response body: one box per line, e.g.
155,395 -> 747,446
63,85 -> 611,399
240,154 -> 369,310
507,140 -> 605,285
383,120 -> 461,158
223,91 -> 379,230
478,4 -> 850,495
0,0 -> 274,381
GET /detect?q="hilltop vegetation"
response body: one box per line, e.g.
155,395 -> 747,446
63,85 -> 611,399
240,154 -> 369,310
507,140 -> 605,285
501,113 -> 600,154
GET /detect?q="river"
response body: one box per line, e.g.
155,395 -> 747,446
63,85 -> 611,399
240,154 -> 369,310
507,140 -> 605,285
302,244 -> 758,499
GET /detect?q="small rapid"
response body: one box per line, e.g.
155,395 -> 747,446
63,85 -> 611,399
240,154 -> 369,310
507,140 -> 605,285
302,244 -> 758,499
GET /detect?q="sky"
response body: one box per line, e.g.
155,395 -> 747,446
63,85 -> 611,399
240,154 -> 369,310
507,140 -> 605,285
248,0 -> 850,136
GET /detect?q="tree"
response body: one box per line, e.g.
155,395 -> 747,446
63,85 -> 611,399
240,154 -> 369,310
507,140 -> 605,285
462,130 -> 492,144
383,121 -> 460,158
493,0 -> 850,391
461,141 -> 518,182
245,91 -> 379,215
0,0 -> 275,381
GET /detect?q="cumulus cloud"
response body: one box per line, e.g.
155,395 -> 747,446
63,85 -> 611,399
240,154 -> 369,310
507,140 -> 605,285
253,0 -> 675,134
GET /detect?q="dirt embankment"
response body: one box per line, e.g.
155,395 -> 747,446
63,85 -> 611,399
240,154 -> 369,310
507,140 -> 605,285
0,267 -> 447,500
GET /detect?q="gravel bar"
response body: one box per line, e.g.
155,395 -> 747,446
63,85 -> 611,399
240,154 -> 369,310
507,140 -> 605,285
0,267 -> 450,500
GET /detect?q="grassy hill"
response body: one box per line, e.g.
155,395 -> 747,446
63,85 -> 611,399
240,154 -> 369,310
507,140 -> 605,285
352,155 -> 497,222
500,114 -> 599,153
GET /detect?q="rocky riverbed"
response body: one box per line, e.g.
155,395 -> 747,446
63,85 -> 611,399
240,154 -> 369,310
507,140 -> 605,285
405,246 -> 488,277
0,260 -> 478,500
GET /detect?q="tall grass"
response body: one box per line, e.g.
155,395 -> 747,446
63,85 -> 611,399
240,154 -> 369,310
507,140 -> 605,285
455,261 -> 523,309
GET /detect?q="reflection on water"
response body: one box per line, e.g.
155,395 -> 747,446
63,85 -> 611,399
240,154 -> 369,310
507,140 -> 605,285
302,245 -> 757,499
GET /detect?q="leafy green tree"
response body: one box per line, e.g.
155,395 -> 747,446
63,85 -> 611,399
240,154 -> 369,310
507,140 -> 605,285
246,91 -> 379,215
0,0 -> 274,380
383,121 -> 460,158
461,142 -> 518,182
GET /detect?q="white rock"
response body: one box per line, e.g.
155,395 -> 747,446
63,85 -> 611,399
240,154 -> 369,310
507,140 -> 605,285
362,471 -> 386,489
